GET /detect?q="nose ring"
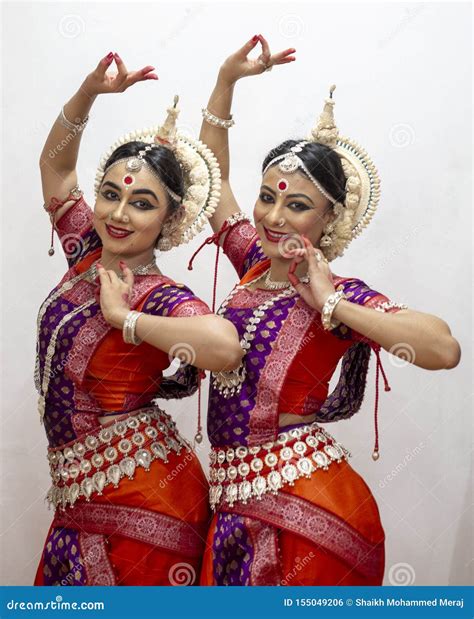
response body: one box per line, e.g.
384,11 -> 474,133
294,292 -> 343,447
110,211 -> 129,223
277,218 -> 285,228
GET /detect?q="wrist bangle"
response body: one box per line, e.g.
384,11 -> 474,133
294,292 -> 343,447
201,107 -> 235,129
43,185 -> 83,213
58,106 -> 89,132
374,301 -> 408,312
321,291 -> 346,331
225,211 -> 250,227
123,311 -> 143,345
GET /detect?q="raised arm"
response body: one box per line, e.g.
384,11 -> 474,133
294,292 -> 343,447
199,35 -> 296,235
40,52 -> 158,222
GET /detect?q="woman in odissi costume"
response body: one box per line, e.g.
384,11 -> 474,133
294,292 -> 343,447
33,52 -> 242,586
190,35 -> 461,585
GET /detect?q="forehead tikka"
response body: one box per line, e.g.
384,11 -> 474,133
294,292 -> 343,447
263,141 -> 337,205
122,172 -> 136,187
104,149 -> 182,203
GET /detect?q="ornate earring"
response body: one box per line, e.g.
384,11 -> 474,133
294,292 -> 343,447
320,221 -> 335,247
155,206 -> 185,252
156,235 -> 172,251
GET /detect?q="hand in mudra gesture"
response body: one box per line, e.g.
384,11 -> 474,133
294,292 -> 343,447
96,262 -> 135,330
219,34 -> 296,84
287,236 -> 337,313
83,52 -> 158,97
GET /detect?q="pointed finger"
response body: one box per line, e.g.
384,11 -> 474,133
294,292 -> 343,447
114,52 -> 128,78
274,56 -> 296,65
108,270 -> 121,284
95,52 -> 115,78
258,34 -> 271,61
126,67 -> 158,87
140,65 -> 156,75
271,48 -> 296,63
236,35 -> 260,59
97,264 -> 111,284
120,261 -> 135,289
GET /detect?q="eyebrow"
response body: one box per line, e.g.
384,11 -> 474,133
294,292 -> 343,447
102,180 -> 159,203
261,184 -> 315,206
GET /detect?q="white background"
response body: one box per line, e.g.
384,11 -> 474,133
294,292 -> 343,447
1,1 -> 471,586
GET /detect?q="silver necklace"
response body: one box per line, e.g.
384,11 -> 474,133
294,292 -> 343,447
83,258 -> 158,283
36,258 -> 158,424
264,271 -> 292,290
211,268 -> 309,398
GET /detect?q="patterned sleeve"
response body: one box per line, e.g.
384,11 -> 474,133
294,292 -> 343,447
330,278 -> 408,343
140,282 -> 213,319
222,220 -> 266,278
54,196 -> 102,268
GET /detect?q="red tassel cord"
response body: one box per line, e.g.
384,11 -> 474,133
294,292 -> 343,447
187,221 -> 231,312
44,191 -> 80,257
370,343 -> 391,460
187,221 -> 234,445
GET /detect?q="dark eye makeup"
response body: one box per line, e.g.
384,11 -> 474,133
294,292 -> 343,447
258,191 -> 312,212
101,190 -> 155,211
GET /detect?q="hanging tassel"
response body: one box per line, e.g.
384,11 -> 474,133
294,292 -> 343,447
187,220 -> 239,443
194,369 -> 206,447
45,197 -> 65,256
44,191 -> 79,257
187,221 -> 231,312
370,343 -> 391,461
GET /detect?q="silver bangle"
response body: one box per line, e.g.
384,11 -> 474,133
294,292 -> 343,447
123,311 -> 143,345
225,211 -> 250,227
374,301 -> 408,312
321,291 -> 346,331
201,107 -> 235,129
58,106 -> 89,132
